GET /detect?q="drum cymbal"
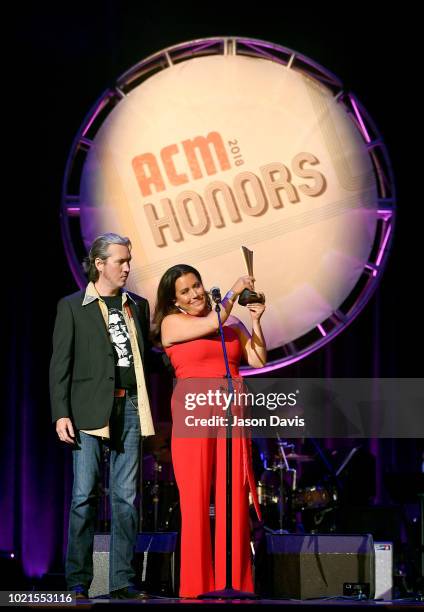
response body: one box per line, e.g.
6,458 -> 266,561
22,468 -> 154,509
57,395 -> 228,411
285,453 -> 314,462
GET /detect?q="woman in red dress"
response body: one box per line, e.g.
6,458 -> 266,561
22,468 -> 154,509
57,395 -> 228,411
152,264 -> 266,597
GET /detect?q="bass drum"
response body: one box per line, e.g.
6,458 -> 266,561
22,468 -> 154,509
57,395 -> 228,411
257,468 -> 293,506
255,470 -> 292,531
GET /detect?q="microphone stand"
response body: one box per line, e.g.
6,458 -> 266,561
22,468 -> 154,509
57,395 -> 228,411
275,435 -> 296,534
198,297 -> 257,599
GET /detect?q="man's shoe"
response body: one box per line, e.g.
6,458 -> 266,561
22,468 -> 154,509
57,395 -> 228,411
71,585 -> 88,599
110,586 -> 149,600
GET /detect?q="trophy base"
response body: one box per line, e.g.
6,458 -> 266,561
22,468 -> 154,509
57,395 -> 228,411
238,289 -> 265,306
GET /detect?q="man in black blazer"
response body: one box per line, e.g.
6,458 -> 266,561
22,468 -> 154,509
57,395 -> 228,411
50,233 -> 155,600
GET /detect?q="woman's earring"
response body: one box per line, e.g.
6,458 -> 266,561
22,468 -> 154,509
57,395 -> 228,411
176,305 -> 187,314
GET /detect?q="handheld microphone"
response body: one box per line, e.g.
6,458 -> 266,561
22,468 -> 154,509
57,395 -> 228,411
210,287 -> 222,304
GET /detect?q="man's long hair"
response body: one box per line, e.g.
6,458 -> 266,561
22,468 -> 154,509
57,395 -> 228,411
82,233 -> 132,282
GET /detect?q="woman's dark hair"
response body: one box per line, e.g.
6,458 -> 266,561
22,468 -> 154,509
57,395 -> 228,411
151,264 -> 211,346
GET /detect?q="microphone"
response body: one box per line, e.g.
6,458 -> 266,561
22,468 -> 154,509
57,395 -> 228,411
210,286 -> 222,304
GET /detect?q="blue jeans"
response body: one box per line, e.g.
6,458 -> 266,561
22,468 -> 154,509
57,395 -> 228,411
65,392 -> 141,592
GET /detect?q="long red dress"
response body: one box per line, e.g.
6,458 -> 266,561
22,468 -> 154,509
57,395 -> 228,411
165,325 -> 260,597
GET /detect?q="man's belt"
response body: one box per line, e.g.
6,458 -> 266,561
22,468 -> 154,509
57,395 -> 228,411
114,388 -> 137,397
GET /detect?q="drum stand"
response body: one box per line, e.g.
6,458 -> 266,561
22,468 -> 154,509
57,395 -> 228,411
152,461 -> 162,532
261,437 -> 297,534
273,436 -> 297,533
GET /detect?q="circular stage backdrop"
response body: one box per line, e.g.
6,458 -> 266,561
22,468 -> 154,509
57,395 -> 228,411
62,38 -> 395,372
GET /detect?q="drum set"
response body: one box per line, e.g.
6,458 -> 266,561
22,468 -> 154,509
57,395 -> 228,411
139,430 -> 339,535
97,427 -> 339,534
255,437 -> 339,533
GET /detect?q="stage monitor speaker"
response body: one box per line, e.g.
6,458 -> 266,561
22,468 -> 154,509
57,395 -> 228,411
135,532 -> 178,597
264,533 -> 375,600
89,532 -> 178,598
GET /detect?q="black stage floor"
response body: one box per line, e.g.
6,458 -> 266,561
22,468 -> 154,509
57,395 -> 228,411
55,595 -> 423,610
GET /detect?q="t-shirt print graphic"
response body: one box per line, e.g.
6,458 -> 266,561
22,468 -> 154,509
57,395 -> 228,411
108,308 -> 133,367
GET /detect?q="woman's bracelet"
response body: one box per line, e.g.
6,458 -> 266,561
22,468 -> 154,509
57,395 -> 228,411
223,289 -> 237,304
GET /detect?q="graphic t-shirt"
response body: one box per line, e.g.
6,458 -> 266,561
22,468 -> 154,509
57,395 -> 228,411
102,295 -> 137,389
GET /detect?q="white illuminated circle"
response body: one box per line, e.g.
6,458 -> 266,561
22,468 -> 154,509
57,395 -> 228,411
62,38 -> 395,373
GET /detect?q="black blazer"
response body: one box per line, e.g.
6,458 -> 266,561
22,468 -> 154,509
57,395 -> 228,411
49,289 -> 150,429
